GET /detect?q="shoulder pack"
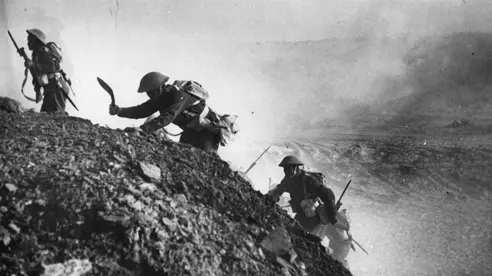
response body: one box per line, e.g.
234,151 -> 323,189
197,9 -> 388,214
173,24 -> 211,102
172,80 -> 209,101
43,42 -> 63,62
173,80 -> 239,146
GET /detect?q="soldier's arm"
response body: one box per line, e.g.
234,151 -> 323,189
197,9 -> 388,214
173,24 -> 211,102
118,99 -> 159,120
140,88 -> 193,133
267,181 -> 288,202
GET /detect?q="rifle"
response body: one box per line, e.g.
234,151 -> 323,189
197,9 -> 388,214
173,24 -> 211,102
335,179 -> 352,210
8,30 -> 34,75
351,238 -> 370,255
8,30 -> 39,102
244,145 -> 271,175
8,30 -> 79,111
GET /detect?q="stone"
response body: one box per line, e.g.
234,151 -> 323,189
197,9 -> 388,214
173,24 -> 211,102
138,162 -> 161,181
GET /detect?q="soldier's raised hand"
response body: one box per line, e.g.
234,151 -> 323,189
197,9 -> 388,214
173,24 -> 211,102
109,104 -> 121,115
124,126 -> 144,134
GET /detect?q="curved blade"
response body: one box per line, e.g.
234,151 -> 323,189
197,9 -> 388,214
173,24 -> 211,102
97,77 -> 115,105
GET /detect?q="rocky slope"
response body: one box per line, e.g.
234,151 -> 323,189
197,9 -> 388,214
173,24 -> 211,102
0,97 -> 351,276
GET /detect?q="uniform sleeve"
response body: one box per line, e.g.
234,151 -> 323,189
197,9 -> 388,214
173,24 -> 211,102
267,180 -> 289,202
139,88 -> 192,133
305,176 -> 338,224
118,99 -> 159,119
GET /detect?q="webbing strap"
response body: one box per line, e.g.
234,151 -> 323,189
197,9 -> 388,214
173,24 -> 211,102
21,67 -> 36,102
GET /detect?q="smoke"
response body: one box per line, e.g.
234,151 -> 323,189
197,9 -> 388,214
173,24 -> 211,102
232,0 -> 492,194
2,0 -> 492,185
345,0 -> 492,125
336,0 -> 492,125
387,32 -> 492,120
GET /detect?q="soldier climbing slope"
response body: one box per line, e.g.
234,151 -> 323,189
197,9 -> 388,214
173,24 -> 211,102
266,156 -> 353,268
266,155 -> 350,232
108,72 -> 238,153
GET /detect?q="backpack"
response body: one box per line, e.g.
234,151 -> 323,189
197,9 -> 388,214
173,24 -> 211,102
306,171 -> 325,186
174,80 -> 239,146
45,42 -> 63,62
35,42 -> 63,74
215,114 -> 239,146
172,80 -> 209,101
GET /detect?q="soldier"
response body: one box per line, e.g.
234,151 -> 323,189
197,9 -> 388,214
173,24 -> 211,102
24,28 -> 71,113
266,156 -> 349,233
109,72 -> 238,153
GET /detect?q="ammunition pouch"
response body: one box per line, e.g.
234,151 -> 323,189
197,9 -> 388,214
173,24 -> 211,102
37,74 -> 49,86
300,198 -> 317,218
37,72 -> 62,87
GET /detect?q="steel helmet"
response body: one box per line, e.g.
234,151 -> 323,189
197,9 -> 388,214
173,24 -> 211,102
137,72 -> 169,93
26,28 -> 47,44
278,155 -> 304,167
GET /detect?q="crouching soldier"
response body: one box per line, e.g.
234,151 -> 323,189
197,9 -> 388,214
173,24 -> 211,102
267,155 -> 352,268
24,28 -> 72,113
266,156 -> 349,233
109,72 -> 239,153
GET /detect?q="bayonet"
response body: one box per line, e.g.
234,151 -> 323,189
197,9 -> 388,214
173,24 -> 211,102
244,145 -> 271,175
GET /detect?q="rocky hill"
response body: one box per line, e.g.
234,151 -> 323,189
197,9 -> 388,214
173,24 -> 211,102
0,97 -> 351,276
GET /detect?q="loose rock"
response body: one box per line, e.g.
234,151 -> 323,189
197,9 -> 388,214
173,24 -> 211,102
137,161 -> 162,181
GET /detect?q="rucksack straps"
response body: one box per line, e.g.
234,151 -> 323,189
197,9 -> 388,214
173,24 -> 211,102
172,80 -> 209,101
21,67 -> 36,102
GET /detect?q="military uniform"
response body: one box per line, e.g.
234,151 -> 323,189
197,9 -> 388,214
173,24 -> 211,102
117,86 -> 221,153
33,45 -> 70,113
27,29 -> 70,113
268,170 -> 338,232
269,156 -> 352,270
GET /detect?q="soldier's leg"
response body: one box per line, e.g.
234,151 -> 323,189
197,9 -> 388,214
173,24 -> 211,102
40,86 -> 55,112
199,130 -> 220,153
52,86 -> 67,113
179,129 -> 198,147
40,83 -> 66,113
180,129 -> 219,153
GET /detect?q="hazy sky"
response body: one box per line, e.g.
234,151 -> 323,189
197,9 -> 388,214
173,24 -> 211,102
1,0 -> 364,136
1,0 -> 491,143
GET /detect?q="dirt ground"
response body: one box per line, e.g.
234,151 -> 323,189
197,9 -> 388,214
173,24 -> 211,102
0,97 -> 351,276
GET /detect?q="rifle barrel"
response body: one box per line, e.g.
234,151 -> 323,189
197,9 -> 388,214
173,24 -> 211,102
336,179 -> 352,207
244,145 -> 271,175
351,239 -> 369,255
8,31 -> 20,51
